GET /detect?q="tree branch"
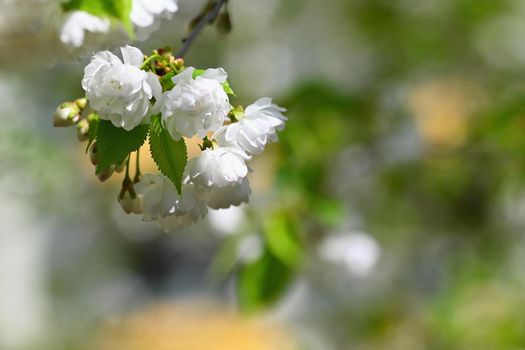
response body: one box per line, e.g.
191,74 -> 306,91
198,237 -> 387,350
176,0 -> 228,59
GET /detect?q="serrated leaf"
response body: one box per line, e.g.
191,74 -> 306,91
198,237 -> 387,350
149,115 -> 187,195
263,213 -> 302,268
85,114 -> 100,153
95,120 -> 148,174
237,248 -> 293,313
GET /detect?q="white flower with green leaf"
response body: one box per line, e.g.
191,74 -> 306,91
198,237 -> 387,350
54,0 -> 288,231
82,45 -> 162,131
214,98 -> 287,155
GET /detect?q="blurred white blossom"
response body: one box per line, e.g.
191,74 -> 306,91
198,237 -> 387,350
237,234 -> 263,263
208,205 -> 246,235
318,232 -> 381,277
59,11 -> 110,48
131,0 -> 178,40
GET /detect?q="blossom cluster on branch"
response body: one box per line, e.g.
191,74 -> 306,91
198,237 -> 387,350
54,45 -> 287,232
60,0 -> 179,48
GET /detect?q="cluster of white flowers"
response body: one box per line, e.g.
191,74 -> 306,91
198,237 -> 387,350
59,0 -> 178,48
79,45 -> 287,232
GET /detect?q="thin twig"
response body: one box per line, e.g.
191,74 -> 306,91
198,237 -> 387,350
176,0 -> 228,58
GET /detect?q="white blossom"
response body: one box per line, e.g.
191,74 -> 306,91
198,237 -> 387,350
214,98 -> 287,155
207,177 -> 251,209
208,206 -> 246,235
82,45 -> 161,131
134,173 -> 208,232
59,11 -> 110,48
131,0 -> 179,40
155,67 -> 231,140
190,147 -> 250,188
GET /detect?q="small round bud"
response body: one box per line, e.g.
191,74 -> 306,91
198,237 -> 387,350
89,142 -> 99,166
76,119 -> 89,142
97,165 -> 115,182
118,177 -> 141,214
118,190 -> 138,214
75,98 -> 87,109
173,58 -> 184,70
53,102 -> 80,127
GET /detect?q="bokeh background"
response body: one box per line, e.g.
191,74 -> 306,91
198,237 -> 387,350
3,0 -> 525,349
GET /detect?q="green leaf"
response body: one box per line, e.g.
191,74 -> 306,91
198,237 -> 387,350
222,81 -> 236,96
192,69 -> 205,78
95,120 -> 148,174
263,213 -> 303,268
149,115 -> 187,195
85,114 -> 100,153
62,0 -> 134,36
237,248 -> 293,313
160,72 -> 176,91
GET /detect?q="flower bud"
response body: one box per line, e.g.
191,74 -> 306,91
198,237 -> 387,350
115,160 -> 126,173
75,97 -> 87,109
118,177 -> 140,214
76,119 -> 89,142
97,165 -> 115,182
53,102 -> 80,127
173,58 -> 184,70
118,189 -> 138,214
89,142 -> 99,166
216,11 -> 232,35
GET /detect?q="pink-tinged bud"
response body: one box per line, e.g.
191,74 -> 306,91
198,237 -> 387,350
76,119 -> 89,142
97,165 -> 115,182
53,102 -> 80,127
173,58 -> 184,70
89,142 -> 99,166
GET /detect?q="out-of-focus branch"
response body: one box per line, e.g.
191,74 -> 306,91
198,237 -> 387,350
176,0 -> 228,58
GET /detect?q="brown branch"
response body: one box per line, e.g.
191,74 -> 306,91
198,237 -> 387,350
176,0 -> 228,58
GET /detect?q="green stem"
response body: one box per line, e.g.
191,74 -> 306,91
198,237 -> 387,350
135,149 -> 141,177
140,55 -> 167,70
176,0 -> 228,58
125,154 -> 131,179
